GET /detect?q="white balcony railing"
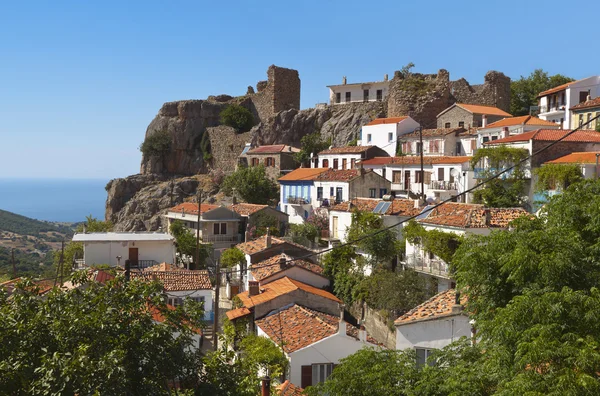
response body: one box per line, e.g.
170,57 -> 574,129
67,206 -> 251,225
429,180 -> 457,191
404,253 -> 450,278
202,234 -> 242,243
539,104 -> 565,113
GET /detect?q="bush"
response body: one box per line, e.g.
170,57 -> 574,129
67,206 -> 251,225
139,130 -> 171,158
220,105 -> 255,132
221,166 -> 278,205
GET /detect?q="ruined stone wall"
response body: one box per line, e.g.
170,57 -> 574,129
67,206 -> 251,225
207,125 -> 253,174
249,65 -> 300,123
450,71 -> 511,113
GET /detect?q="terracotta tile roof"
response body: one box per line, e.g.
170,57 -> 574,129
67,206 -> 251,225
168,202 -> 219,215
247,145 -> 300,154
318,145 -> 373,155
230,203 -> 269,216
277,380 -> 304,396
315,168 -> 373,182
395,289 -> 466,325
278,168 -> 329,181
419,203 -> 528,228
456,104 -> 512,117
362,156 -> 470,166
144,262 -> 184,272
132,270 -> 212,291
571,96 -> 600,111
537,79 -> 581,97
226,307 -> 252,321
250,253 -> 324,282
329,198 -> 421,217
545,151 -> 600,165
365,117 -> 408,126
433,156 -> 473,164
1,278 -> 56,296
484,129 -> 600,145
255,304 -> 374,353
483,115 -> 559,129
236,277 -> 341,309
235,235 -> 287,255
403,128 -> 465,138
148,304 -> 202,334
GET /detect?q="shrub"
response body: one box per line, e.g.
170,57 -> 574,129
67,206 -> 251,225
221,166 -> 278,204
220,105 -> 255,132
139,130 -> 171,158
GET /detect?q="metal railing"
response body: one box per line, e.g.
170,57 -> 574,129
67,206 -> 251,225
404,254 -> 449,277
287,196 -> 309,205
429,180 -> 457,190
539,103 -> 565,113
126,260 -> 159,269
202,234 -> 241,243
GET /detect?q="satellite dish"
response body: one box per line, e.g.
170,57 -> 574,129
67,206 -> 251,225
450,169 -> 460,178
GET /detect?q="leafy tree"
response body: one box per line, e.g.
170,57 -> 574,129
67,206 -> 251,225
239,335 -> 288,380
294,133 -> 331,165
220,247 -> 246,269
322,245 -> 364,305
288,222 -> 318,247
596,122 -> 600,133
221,166 -> 278,204
0,273 -> 204,395
169,220 -> 211,269
220,105 -> 254,132
510,69 -> 574,116
534,163 -> 583,192
403,220 -> 463,265
251,211 -> 280,237
140,129 -> 172,158
346,211 -> 400,266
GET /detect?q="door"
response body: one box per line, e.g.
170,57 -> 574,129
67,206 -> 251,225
404,170 -> 411,190
332,216 -> 338,239
128,248 -> 138,265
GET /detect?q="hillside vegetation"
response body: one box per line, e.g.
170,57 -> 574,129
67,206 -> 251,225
0,209 -> 73,239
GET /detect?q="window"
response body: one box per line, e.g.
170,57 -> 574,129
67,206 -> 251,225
376,89 -> 383,101
392,171 -> 402,183
251,158 -> 259,166
429,140 -> 440,153
588,113 -> 592,125
367,134 -> 372,143
335,187 -> 343,203
369,188 -> 376,198
579,115 -> 584,127
317,187 -> 323,201
345,92 -> 351,103
382,168 -> 386,179
444,122 -> 451,128
379,188 -> 387,198
388,132 -> 393,142
363,89 -> 369,102
416,348 -> 436,368
458,121 -> 465,128
342,158 -> 347,169
213,223 -> 227,235
335,92 -> 341,104
265,157 -> 275,167
482,136 -> 490,143
312,363 -> 333,386
416,142 -> 423,154
579,91 -> 589,104
330,187 -> 334,198
438,167 -> 444,181
415,170 -> 423,183
449,167 -> 455,183
491,136 -> 498,141
333,159 -> 339,169
351,158 -> 356,168
168,297 -> 183,307
191,296 -> 205,305
322,159 -> 329,168
455,142 -> 461,155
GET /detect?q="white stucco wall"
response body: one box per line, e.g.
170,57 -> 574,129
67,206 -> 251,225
167,289 -> 214,320
395,314 -> 471,350
83,240 -> 176,266
359,118 -> 420,157
259,266 -> 330,289
328,81 -> 389,104
314,153 -> 363,169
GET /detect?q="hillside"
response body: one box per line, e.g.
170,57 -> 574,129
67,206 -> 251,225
0,209 -> 73,238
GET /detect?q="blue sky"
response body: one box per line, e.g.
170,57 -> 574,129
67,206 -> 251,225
0,0 -> 597,179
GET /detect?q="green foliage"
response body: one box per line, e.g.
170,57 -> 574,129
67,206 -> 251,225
219,247 -> 246,269
510,69 -> 574,116
0,274 -> 204,394
294,133 -> 331,165
322,245 -> 364,305
0,209 -> 73,237
346,211 -> 400,266
140,129 -> 172,158
347,138 -> 358,146
220,105 -> 254,132
0,247 -> 54,278
221,166 -> 278,204
470,146 -> 529,171
288,222 -> 318,247
400,62 -> 416,77
239,335 -> 288,379
251,211 -> 280,237
534,163 -> 583,192
169,220 -> 211,269
596,122 -> 600,133
403,220 -> 462,264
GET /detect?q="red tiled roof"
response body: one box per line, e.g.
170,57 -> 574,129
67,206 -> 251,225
365,117 -> 408,126
433,156 -> 473,164
250,253 -> 324,282
483,115 -> 559,129
329,198 -> 421,217
236,277 -> 341,309
256,304 -> 375,353
168,202 -> 219,215
537,79 -> 581,97
132,270 -> 212,291
571,96 -> 600,111
484,129 -> 600,145
545,151 -> 600,165
318,145 -> 373,155
144,263 -> 183,272
230,203 -> 269,216
419,203 -> 527,228
403,128 -> 465,138
235,235 -> 287,255
247,145 -> 300,154
226,307 -> 252,321
278,168 -> 329,181
455,104 -> 512,117
277,380 -> 304,396
361,156 -> 470,166
315,168 -> 372,182
395,289 -> 466,325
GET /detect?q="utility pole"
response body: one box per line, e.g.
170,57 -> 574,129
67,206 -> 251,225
196,189 -> 202,270
213,259 -> 220,351
59,240 -> 65,287
11,248 -> 16,278
419,126 -> 425,202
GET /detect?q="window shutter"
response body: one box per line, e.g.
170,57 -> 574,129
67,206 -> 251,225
213,223 -> 219,235
301,365 -> 312,389
425,172 -> 432,184
428,140 -> 434,153
470,139 -> 477,151
264,158 -> 268,166
221,223 -> 227,235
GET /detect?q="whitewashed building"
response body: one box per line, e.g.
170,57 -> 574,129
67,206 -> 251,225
327,75 -> 390,105
72,232 -> 176,269
312,145 -> 388,170
359,117 -> 421,157
278,168 -> 330,224
537,76 -> 600,128
477,115 -> 560,146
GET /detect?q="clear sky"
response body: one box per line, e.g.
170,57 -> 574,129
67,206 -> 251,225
1,0 -> 597,180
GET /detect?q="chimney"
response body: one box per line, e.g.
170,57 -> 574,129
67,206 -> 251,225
452,290 -> 463,314
384,73 -> 389,82
245,224 -> 250,242
481,114 -> 487,128
414,199 -> 421,209
266,227 -> 271,248
232,195 -> 237,205
587,94 -> 592,102
181,208 -> 185,217
261,376 -> 271,396
342,76 -> 347,85
279,256 -> 288,270
359,324 -> 367,343
359,163 -> 365,176
347,201 -> 352,211
83,224 -> 87,234
248,281 -> 260,297
338,304 -> 346,335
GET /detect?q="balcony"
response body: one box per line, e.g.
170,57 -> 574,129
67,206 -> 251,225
404,254 -> 450,278
126,260 -> 159,269
539,103 -> 566,114
429,180 -> 457,191
202,234 -> 242,244
287,196 -> 309,205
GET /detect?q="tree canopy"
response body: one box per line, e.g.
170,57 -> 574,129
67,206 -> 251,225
510,69 -> 574,116
294,132 -> 331,165
220,105 -> 255,132
221,166 -> 278,205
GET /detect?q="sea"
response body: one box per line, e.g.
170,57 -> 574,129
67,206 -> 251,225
0,179 -> 108,223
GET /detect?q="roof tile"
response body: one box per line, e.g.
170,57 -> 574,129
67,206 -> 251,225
278,168 -> 329,181
315,169 -> 371,182
403,128 -> 465,138
247,145 -> 300,154
484,129 -> 600,145
132,270 -> 212,291
455,104 -> 512,117
230,203 -> 269,216
365,117 -> 408,126
277,380 -> 304,396
318,145 -> 374,155
395,289 -> 466,325
545,151 -> 600,165
168,202 -> 219,215
571,96 -> 600,111
483,115 -> 559,129
250,253 -> 324,282
329,198 -> 421,217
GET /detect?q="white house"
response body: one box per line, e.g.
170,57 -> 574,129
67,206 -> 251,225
255,304 -> 379,388
394,288 -> 471,366
327,75 -> 390,105
312,146 -> 389,170
359,117 -> 421,157
477,115 -> 560,146
248,253 -> 329,289
313,168 -> 391,208
72,232 -> 176,269
537,76 -> 600,128
399,127 -> 467,157
404,203 -> 528,292
278,168 -> 329,224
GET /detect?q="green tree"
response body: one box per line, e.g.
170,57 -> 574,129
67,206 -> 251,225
534,163 -> 584,192
239,335 -> 288,380
294,133 -> 331,166
288,222 -> 318,247
510,69 -> 574,116
221,166 -> 278,204
220,105 -> 255,132
346,211 -> 400,266
140,129 -> 172,158
322,245 -> 364,305
169,220 -> 211,269
0,273 -> 204,395
220,247 -> 246,269
251,211 -> 280,237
